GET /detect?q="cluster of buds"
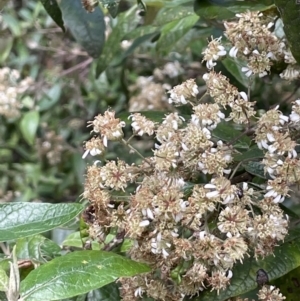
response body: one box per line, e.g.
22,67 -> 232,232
81,10 -> 295,301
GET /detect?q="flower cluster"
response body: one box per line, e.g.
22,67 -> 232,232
233,284 -> 286,301
224,11 -> 279,78
82,79 -> 297,300
201,10 -> 300,81
202,36 -> 227,69
257,285 -> 286,301
203,71 -> 255,124
0,67 -> 33,119
256,104 -> 299,207
81,10 -> 298,301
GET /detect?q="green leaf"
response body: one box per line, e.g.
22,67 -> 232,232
19,111 -> 40,146
194,237 -> 300,301
124,24 -> 158,40
194,0 -> 273,20
40,238 -> 62,260
96,6 -> 139,75
234,146 -> 264,161
273,265 -> 300,300
20,250 -> 150,301
16,235 -> 61,263
62,231 -> 83,248
118,110 -> 173,124
99,283 -> 121,300
0,203 -> 84,242
60,0 -> 106,58
153,5 -> 195,26
279,203 -> 300,219
242,161 -> 266,179
212,122 -> 251,149
0,36 -> 13,64
274,0 -> 300,64
38,84 -> 62,111
156,14 -> 199,53
62,231 -> 101,250
0,268 -> 9,292
39,0 -> 65,32
120,239 -> 134,253
222,57 -> 249,88
86,282 -> 120,301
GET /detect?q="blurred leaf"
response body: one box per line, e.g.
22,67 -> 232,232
39,0 -> 65,32
242,161 -> 266,179
0,259 -> 10,272
39,84 -> 62,111
2,14 -> 22,36
124,24 -> 158,40
96,6 -> 139,76
0,203 -> 84,242
60,0 -> 106,58
20,250 -> 150,301
0,268 -> 9,292
0,0 -> 9,10
19,111 -> 40,146
16,235 -> 61,263
212,122 -> 251,148
13,163 -> 41,189
137,0 -> 146,11
72,153 -> 86,185
100,0 -> 120,18
274,0 -> 300,64
194,0 -> 273,20
0,292 -> 7,301
194,237 -> 300,301
156,14 -> 199,53
0,36 -> 13,64
279,203 -> 300,219
153,5 -> 195,26
112,32 -> 159,66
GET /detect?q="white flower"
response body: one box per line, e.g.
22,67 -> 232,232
241,66 -> 252,77
229,46 -> 238,58
239,91 -> 248,101
82,147 -> 102,159
202,36 -> 227,70
139,220 -> 150,227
